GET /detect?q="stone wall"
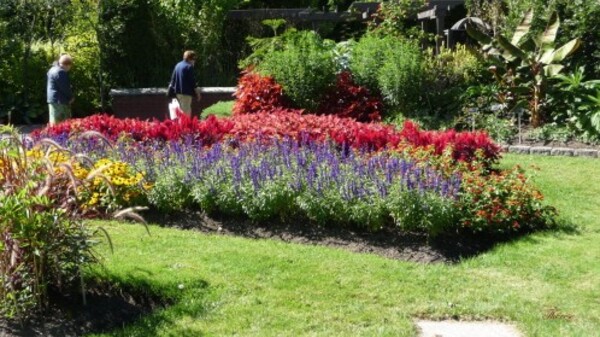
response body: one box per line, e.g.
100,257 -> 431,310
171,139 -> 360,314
501,145 -> 599,158
110,87 -> 235,120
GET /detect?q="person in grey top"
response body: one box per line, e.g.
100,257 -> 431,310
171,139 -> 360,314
47,54 -> 74,125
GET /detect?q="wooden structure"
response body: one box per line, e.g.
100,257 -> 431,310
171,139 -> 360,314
227,2 -> 380,23
417,0 -> 466,53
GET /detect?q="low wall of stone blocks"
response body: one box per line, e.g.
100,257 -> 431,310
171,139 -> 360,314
501,145 -> 599,158
110,87 -> 235,121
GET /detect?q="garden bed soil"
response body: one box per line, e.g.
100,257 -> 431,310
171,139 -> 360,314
145,211 -> 513,264
0,284 -> 167,337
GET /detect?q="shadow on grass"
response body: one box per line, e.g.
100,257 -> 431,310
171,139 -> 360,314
433,215 -> 580,258
0,274 -> 211,337
143,209 -> 581,264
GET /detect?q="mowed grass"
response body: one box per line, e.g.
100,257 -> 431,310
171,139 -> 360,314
88,154 -> 600,337
201,101 -> 234,119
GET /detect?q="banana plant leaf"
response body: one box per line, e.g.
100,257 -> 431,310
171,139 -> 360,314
539,12 -> 559,48
551,39 -> 582,63
538,49 -> 555,64
512,9 -> 534,46
544,64 -> 564,77
497,35 -> 529,61
466,23 -> 492,45
519,38 -> 537,53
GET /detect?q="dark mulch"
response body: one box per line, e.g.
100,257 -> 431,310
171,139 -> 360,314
0,284 -> 167,337
145,210 -> 511,264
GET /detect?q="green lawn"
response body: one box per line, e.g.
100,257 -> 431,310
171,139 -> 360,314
88,154 -> 600,337
201,101 -> 234,119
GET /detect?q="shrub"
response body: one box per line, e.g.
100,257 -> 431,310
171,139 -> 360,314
315,71 -> 383,122
348,34 -> 389,91
256,31 -> 337,110
367,0 -> 427,39
349,34 -> 427,115
233,70 -> 383,122
422,46 -> 488,119
377,38 -> 425,114
233,70 -> 289,115
549,68 -> 600,141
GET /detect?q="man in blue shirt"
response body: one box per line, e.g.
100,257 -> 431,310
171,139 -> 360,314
47,54 -> 74,125
170,50 -> 201,116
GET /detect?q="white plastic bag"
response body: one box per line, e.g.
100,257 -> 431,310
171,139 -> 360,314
168,98 -> 180,120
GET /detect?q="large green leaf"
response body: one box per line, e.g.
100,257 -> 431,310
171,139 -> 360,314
539,12 -> 559,48
519,38 -> 537,53
466,23 -> 492,45
538,48 -> 555,64
587,92 -> 600,105
544,64 -> 564,77
512,9 -> 534,46
551,38 -> 581,62
497,35 -> 528,61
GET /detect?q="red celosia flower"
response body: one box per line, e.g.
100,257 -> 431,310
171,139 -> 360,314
37,111 -> 501,165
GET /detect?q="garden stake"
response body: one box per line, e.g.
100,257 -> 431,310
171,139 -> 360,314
518,108 -> 523,145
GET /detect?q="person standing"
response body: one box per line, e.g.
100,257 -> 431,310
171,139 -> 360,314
47,54 -> 74,125
170,50 -> 201,116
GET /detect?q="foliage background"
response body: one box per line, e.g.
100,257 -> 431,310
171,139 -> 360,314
1,0 -> 599,131
0,0 -> 251,123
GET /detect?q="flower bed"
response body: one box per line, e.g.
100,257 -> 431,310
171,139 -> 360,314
26,113 -> 555,237
34,112 -> 501,165
25,136 -> 553,237
143,139 -> 462,234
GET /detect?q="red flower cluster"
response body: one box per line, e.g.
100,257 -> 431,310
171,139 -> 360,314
399,120 -> 501,163
33,114 -> 234,144
316,71 -> 383,122
232,71 -> 289,116
35,112 -> 501,163
230,109 -> 400,150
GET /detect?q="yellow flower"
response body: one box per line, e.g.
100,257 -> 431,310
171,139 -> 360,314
26,149 -> 44,160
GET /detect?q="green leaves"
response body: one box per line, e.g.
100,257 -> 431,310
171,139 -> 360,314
256,31 -> 336,111
550,38 -> 582,63
467,9 -> 582,127
466,22 -> 492,46
512,9 -> 534,46
496,35 -> 528,61
539,12 -> 560,48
